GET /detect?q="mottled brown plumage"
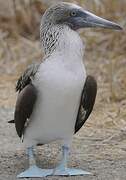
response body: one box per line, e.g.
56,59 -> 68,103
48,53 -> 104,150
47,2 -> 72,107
16,63 -> 40,92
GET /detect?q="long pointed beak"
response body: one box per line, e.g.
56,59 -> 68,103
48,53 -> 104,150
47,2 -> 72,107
81,10 -> 123,30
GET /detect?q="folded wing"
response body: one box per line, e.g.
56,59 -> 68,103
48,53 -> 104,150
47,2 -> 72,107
14,63 -> 39,138
75,75 -> 97,133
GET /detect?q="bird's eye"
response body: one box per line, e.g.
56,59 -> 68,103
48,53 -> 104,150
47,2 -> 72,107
70,11 -> 76,17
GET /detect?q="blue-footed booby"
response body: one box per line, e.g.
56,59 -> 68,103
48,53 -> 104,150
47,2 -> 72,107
10,2 -> 122,178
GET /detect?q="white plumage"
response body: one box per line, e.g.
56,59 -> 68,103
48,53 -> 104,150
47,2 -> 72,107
24,27 -> 86,147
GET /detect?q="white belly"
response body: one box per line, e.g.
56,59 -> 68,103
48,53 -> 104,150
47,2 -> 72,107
23,57 -> 86,147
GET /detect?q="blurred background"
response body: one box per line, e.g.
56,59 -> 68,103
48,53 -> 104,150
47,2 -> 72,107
0,1 -> 126,179
0,0 -> 126,133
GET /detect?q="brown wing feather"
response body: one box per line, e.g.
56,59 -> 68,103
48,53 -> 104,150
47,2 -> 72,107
8,64 -> 39,129
16,63 -> 40,92
14,84 -> 37,138
75,75 -> 97,133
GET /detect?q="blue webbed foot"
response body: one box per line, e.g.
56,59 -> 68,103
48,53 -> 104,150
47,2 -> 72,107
52,146 -> 91,176
53,166 -> 91,176
17,165 -> 53,178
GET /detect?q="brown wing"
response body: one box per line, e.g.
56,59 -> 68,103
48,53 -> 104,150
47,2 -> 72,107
16,63 -> 40,92
8,64 -> 39,137
14,84 -> 37,138
75,75 -> 97,133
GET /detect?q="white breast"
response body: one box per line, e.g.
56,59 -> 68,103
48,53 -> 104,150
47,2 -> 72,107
23,28 -> 86,147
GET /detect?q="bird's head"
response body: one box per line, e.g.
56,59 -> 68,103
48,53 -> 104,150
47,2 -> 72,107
42,2 -> 122,31
40,2 -> 122,55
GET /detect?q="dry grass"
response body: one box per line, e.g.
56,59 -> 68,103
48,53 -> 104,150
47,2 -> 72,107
0,0 -> 46,39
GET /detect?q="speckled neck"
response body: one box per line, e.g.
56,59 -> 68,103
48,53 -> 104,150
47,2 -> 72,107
40,20 -> 61,56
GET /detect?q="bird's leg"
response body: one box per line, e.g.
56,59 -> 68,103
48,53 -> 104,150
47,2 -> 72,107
53,146 -> 69,175
27,146 -> 36,166
17,146 -> 53,178
53,145 -> 91,176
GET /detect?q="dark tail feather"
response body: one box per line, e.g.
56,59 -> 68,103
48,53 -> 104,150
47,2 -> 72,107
8,120 -> 15,123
